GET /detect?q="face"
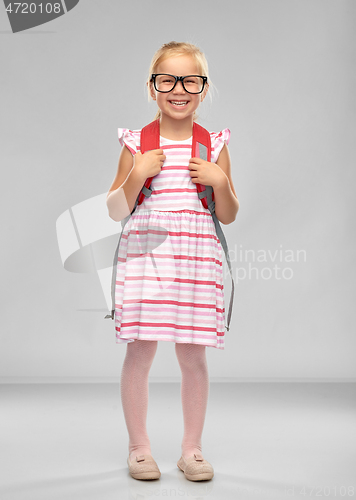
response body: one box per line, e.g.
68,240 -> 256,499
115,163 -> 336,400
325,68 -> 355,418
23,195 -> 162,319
149,55 -> 209,122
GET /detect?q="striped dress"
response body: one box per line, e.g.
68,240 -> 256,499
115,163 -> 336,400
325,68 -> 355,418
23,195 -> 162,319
114,126 -> 230,350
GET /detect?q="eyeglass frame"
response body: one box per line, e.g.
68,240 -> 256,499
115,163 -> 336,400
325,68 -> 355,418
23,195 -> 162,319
150,73 -> 208,94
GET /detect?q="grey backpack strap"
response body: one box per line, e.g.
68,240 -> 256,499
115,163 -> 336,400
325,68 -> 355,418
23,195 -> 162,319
104,195 -> 140,320
197,142 -> 235,332
198,187 -> 235,331
141,184 -> 153,198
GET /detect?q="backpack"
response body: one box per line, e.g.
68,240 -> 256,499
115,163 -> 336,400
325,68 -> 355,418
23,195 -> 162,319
105,119 -> 234,331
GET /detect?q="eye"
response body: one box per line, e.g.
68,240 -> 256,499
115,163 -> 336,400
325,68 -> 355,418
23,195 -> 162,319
184,77 -> 199,85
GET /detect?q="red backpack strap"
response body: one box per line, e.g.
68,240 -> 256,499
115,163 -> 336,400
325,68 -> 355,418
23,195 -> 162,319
138,120 -> 213,209
140,119 -> 160,152
137,119 -> 160,205
192,122 -> 214,209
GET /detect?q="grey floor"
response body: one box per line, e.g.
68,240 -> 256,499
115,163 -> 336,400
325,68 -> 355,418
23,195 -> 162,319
0,383 -> 355,500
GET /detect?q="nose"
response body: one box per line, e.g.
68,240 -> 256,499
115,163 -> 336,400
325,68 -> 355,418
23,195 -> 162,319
173,79 -> 185,93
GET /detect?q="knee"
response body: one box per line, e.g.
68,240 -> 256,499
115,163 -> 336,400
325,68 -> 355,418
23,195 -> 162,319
126,340 -> 158,368
175,343 -> 207,372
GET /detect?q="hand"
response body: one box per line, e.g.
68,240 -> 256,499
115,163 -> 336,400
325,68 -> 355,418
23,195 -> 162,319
134,149 -> 166,180
188,158 -> 226,188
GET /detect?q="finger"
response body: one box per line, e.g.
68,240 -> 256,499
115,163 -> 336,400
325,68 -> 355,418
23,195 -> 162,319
144,149 -> 163,155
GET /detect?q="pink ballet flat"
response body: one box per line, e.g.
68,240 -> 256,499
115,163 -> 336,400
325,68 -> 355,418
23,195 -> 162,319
177,453 -> 214,481
127,454 -> 161,480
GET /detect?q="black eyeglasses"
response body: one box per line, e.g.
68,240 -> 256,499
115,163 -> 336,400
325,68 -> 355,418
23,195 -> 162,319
151,74 -> 208,94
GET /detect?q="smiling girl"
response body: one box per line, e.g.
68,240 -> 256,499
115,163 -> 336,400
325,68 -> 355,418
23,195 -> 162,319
106,41 -> 239,481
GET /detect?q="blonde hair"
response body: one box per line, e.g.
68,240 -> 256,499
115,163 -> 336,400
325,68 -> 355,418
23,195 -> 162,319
146,41 -> 211,121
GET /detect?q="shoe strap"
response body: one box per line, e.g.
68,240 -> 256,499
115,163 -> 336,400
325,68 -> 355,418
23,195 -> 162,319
194,453 -> 204,462
136,455 -> 145,462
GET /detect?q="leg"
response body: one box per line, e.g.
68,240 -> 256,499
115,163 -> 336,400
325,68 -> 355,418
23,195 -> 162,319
120,339 -> 158,461
175,343 -> 209,459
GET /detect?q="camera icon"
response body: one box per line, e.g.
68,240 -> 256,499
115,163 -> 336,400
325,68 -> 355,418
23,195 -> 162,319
5,0 -> 80,33
56,193 -> 176,315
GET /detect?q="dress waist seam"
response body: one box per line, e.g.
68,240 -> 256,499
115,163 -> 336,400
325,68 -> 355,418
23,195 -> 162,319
135,209 -> 211,216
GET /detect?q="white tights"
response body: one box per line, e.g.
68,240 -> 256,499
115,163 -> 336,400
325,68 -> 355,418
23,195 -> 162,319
120,340 -> 209,461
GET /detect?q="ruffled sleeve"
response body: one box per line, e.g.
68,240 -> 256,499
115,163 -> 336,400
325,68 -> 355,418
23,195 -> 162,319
210,128 -> 231,163
118,128 -> 138,156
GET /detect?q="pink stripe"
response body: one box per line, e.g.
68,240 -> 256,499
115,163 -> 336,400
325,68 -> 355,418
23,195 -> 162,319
117,291 -> 224,302
120,291 -> 224,299
116,274 -> 220,286
161,144 -> 192,150
120,315 -> 225,330
121,229 -> 219,242
157,169 -> 190,174
116,298 -> 224,309
121,228 -> 218,239
142,194 -> 204,202
118,321 -> 218,333
118,256 -> 222,267
117,304 -> 225,314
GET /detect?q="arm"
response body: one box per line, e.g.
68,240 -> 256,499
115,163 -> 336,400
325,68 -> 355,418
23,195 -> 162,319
212,143 -> 240,225
106,145 -> 145,222
106,145 -> 166,222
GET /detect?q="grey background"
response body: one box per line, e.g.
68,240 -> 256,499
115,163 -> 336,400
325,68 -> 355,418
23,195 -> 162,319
1,0 -> 355,381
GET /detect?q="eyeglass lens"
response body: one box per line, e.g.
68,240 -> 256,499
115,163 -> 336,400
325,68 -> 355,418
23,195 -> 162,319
155,75 -> 205,94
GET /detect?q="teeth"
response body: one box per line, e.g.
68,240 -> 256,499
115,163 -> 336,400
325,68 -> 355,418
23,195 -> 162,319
171,101 -> 188,106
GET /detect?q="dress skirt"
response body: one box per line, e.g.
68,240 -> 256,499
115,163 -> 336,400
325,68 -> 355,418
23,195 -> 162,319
114,208 -> 226,350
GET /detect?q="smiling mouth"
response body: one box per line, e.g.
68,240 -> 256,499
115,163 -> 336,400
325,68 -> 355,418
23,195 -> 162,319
169,100 -> 189,107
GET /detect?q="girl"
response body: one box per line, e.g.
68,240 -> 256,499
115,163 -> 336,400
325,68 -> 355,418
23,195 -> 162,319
106,42 -> 239,481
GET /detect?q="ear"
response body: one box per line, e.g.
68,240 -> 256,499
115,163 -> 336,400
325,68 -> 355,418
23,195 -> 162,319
147,81 -> 156,101
200,82 -> 209,103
